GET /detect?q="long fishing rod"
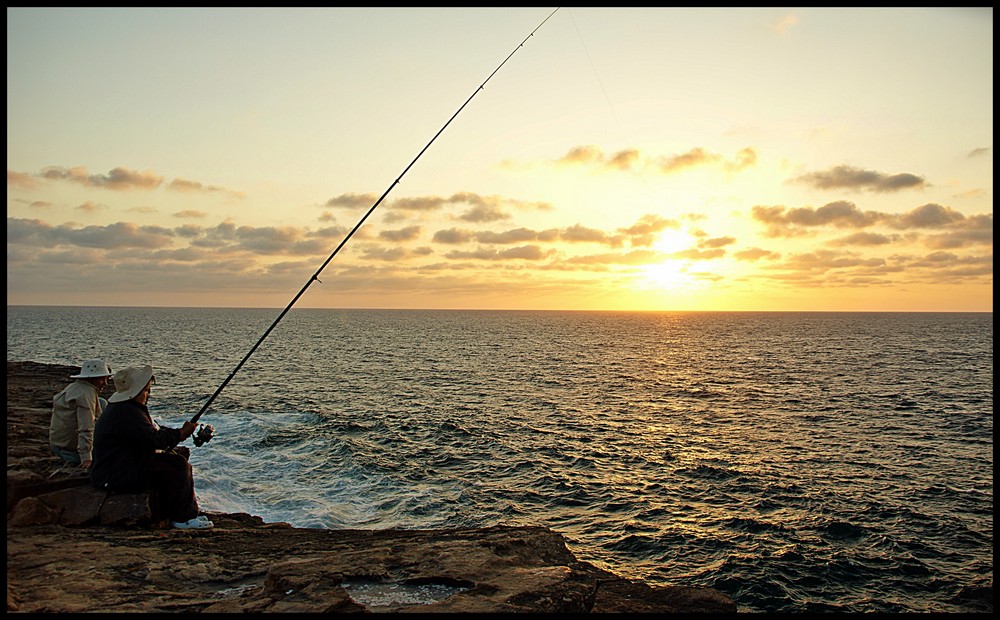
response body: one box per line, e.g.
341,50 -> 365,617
188,8 -> 561,444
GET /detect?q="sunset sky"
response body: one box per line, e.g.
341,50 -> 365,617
7,7 -> 993,312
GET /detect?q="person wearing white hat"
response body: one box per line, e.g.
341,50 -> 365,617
49,359 -> 113,469
90,364 -> 213,530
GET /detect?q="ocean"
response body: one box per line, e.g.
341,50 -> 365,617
5,306 -> 993,613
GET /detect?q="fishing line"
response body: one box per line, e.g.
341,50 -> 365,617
190,8 -> 561,432
567,9 -> 627,144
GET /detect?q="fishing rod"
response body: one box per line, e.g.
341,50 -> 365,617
188,7 -> 561,446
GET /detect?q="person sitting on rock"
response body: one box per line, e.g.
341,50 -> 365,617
89,364 -> 213,530
50,358 -> 113,469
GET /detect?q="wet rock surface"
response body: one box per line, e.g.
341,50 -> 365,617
7,361 -> 737,613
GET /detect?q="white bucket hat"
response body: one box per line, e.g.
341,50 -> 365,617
70,359 -> 113,379
108,365 -> 155,403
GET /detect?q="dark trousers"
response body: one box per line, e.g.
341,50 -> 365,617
149,450 -> 199,523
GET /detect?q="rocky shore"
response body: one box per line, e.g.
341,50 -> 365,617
7,360 -> 737,613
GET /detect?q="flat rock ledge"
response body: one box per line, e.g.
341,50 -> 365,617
7,361 -> 737,614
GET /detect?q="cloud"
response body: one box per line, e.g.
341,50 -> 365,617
922,228 -> 993,250
389,195 -> 449,212
7,217 -> 175,249
780,249 -> 888,274
7,183 -> 991,306
952,188 -> 988,200
361,246 -> 411,261
909,251 -> 993,278
74,201 -> 106,213
890,203 -> 970,229
561,224 -> 623,246
379,226 -> 422,242
445,245 -> 552,261
554,145 -> 757,175
567,249 -> 660,266
39,166 -> 165,191
172,210 -> 209,219
734,247 -> 780,261
656,147 -> 756,174
618,214 -> 678,236
310,225 -> 350,240
12,165 -> 252,201
751,201 -> 990,239
607,149 -> 641,170
324,192 -> 379,210
617,214 -> 680,247
770,13 -> 799,35
672,247 -> 726,260
826,232 -> 897,247
793,165 -> 926,193
227,225 -> 305,254
698,236 -> 736,249
168,177 -> 246,199
752,202 -> 872,236
429,215 -> 668,249
6,216 -> 361,261
967,147 -> 989,158
7,170 -> 40,190
127,205 -> 158,214
558,145 -> 604,165
458,203 -> 509,223
323,192 -> 550,228
433,228 -> 474,244
474,227 -> 545,244
749,244 -> 994,289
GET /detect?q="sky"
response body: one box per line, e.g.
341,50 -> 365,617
7,7 -> 993,312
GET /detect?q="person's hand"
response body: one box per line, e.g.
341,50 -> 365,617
80,459 -> 92,470
180,421 -> 197,441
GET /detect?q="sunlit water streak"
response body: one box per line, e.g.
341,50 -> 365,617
6,307 -> 993,613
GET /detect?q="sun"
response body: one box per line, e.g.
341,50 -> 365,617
636,229 -> 699,289
639,259 -> 694,289
652,229 -> 695,254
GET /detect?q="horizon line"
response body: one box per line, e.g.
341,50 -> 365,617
6,304 -> 992,314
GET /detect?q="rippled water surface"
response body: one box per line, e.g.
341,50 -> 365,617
6,307 -> 993,613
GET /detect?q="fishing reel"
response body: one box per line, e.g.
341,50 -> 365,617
192,423 -> 216,447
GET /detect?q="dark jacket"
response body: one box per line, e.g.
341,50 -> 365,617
89,398 -> 183,493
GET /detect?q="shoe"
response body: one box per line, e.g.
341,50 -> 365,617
172,517 -> 214,530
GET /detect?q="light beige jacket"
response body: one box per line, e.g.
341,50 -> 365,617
50,379 -> 103,462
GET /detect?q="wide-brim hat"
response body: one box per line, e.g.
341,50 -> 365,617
108,365 -> 155,403
70,359 -> 113,379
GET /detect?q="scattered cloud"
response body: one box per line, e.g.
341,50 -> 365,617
734,247 -> 780,261
554,145 -> 757,175
7,170 -> 40,190
751,202 -> 991,246
6,153 -> 991,307
39,166 -> 164,191
12,165 -> 247,199
793,165 -> 926,193
770,13 -> 799,35
74,201 -> 106,213
445,244 -> 552,261
173,210 -> 209,219
168,178 -> 246,199
379,226 -> 422,242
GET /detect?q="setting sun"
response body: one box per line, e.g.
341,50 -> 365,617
635,229 -> 697,289
639,259 -> 695,290
652,229 -> 697,255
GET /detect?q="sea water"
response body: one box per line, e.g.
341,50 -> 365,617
6,306 -> 993,613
